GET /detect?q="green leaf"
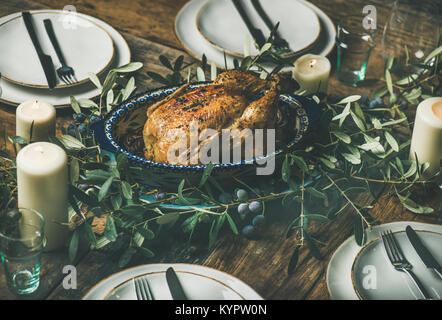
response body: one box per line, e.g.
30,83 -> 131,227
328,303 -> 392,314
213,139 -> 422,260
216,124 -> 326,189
287,246 -> 300,275
258,43 -> 272,55
113,62 -> 143,73
111,194 -> 122,210
304,214 -> 329,223
104,216 -> 118,242
210,61 -> 217,81
102,70 -> 117,96
332,102 -> 351,127
106,89 -> 114,112
209,214 -> 226,248
403,161 -> 417,179
120,204 -> 146,216
342,152 -> 361,165
291,155 -> 308,172
395,74 -> 419,86
98,176 -> 114,201
354,215 -> 365,246
121,181 -> 132,200
225,213 -> 238,235
136,227 -> 155,240
156,212 -> 180,225
58,135 -> 85,150
350,110 -> 366,132
137,246 -> 155,258
199,163 -> 214,188
331,130 -> 351,144
122,76 -> 136,101
305,232 -> 322,260
77,98 -> 98,109
68,229 -> 80,263
397,193 -> 434,214
70,158 -> 80,185
70,185 -> 98,206
85,221 -> 97,248
384,131 -> 399,152
424,45 -> 442,63
385,69 -> 394,96
196,67 -> 205,82
359,135 -> 385,156
336,95 -> 361,104
319,157 -> 335,169
87,72 -> 102,89
70,96 -> 81,114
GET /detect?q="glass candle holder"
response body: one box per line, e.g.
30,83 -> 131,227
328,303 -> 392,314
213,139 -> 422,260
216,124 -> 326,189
0,208 -> 46,295
336,15 -> 376,87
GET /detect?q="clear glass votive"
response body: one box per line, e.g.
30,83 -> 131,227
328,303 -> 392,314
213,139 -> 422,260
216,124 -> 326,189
0,208 -> 46,295
336,15 -> 376,86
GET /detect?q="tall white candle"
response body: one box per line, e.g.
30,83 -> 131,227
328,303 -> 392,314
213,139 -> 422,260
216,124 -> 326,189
16,100 -> 56,143
17,142 -> 69,251
409,97 -> 442,175
292,54 -> 331,95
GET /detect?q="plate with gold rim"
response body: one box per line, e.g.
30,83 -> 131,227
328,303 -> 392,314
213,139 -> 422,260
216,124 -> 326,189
0,11 -> 114,89
351,229 -> 442,300
196,0 -> 321,58
83,263 -> 263,300
0,10 -> 131,108
326,221 -> 442,300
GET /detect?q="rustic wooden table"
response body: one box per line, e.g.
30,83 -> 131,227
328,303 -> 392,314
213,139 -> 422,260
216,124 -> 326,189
0,0 -> 439,300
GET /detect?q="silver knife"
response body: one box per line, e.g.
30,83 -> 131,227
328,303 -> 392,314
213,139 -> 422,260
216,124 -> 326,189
22,11 -> 57,89
406,225 -> 442,280
165,267 -> 188,300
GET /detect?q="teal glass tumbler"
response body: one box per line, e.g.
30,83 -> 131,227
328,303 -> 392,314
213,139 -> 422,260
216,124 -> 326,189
336,15 -> 376,87
0,208 -> 46,295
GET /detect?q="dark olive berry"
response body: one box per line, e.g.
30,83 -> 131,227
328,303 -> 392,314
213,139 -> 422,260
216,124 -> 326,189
241,225 -> 256,239
248,201 -> 262,214
252,215 -> 266,227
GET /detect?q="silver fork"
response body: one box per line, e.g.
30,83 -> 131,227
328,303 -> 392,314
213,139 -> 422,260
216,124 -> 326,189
380,230 -> 431,300
43,19 -> 78,85
134,276 -> 154,300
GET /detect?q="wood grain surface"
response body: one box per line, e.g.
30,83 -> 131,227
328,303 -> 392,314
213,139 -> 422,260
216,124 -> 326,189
0,0 -> 439,300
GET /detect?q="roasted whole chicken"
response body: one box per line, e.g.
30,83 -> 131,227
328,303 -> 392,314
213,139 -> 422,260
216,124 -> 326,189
143,70 -> 298,165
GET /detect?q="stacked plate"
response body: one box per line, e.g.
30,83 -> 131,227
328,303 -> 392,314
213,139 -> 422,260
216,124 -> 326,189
0,10 -> 131,108
175,0 -> 336,70
83,263 -> 263,300
327,221 -> 442,300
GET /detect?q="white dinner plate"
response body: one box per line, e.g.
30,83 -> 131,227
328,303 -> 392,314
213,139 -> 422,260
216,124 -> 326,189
0,11 -> 114,88
196,0 -> 321,58
175,0 -> 336,71
351,229 -> 442,300
0,10 -> 131,108
83,263 -> 263,300
327,221 -> 442,300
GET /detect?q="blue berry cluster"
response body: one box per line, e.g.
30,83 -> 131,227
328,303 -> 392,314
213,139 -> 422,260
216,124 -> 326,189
228,188 -> 266,239
67,112 -> 100,137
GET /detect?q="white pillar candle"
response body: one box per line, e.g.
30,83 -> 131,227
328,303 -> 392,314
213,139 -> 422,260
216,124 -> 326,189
292,54 -> 331,95
17,142 -> 69,251
16,100 -> 56,143
409,97 -> 442,175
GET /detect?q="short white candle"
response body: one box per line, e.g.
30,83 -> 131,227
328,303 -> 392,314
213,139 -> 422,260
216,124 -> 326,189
409,97 -> 442,175
292,54 -> 331,95
16,100 -> 56,143
17,142 -> 69,251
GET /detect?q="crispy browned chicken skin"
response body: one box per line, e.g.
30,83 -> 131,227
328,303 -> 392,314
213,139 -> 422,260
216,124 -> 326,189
143,70 -> 297,164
